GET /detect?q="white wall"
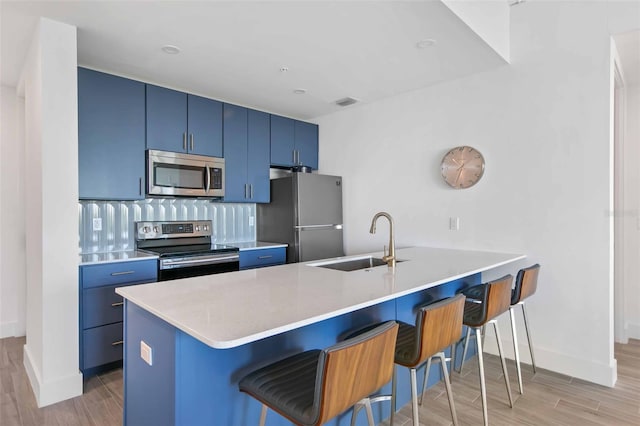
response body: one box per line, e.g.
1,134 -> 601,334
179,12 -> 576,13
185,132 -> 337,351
20,18 -> 82,407
623,84 -> 640,339
316,1 -> 639,386
0,85 -> 26,338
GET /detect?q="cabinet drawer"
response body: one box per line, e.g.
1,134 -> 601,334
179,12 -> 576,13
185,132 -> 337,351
82,322 -> 124,370
239,247 -> 286,270
81,259 -> 157,289
83,284 -> 130,329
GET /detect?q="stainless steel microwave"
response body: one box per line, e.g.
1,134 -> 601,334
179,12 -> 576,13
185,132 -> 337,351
147,150 -> 225,198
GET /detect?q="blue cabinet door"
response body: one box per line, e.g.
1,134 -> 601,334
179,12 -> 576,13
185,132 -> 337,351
270,115 -> 295,167
187,95 -> 223,157
78,68 -> 146,200
223,104 -> 249,202
247,110 -> 271,203
146,84 -> 188,153
295,121 -> 319,170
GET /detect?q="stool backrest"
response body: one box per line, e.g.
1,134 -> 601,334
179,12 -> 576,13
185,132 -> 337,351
415,294 -> 465,363
485,275 -> 514,321
513,264 -> 540,304
315,321 -> 398,425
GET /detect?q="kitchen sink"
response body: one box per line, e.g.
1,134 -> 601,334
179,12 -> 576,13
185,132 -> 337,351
310,256 -> 404,272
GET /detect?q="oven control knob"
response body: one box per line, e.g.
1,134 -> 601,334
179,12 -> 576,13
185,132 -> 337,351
153,226 -> 159,233
204,225 -> 208,231
195,225 -> 200,231
143,226 -> 150,233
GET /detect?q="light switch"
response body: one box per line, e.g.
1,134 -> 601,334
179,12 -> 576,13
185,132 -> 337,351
449,217 -> 460,231
92,218 -> 102,231
140,340 -> 153,366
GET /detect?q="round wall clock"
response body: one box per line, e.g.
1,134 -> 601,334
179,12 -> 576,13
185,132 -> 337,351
440,146 -> 485,189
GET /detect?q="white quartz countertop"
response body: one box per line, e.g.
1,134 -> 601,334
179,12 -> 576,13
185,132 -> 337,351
79,250 -> 158,265
116,247 -> 525,349
230,241 -> 288,251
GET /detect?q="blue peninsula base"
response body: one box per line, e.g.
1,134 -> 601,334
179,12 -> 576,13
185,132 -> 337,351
123,274 -> 480,426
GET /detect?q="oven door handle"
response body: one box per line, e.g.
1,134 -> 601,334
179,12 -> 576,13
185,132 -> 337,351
161,254 -> 239,269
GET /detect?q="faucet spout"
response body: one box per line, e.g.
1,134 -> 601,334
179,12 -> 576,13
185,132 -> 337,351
369,211 -> 396,268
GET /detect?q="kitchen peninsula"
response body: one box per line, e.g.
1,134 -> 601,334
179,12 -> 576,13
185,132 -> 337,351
116,247 -> 525,426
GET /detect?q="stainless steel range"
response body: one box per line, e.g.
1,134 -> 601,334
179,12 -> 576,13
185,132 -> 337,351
135,220 -> 239,281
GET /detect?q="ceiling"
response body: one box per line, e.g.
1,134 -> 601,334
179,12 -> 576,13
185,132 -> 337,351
0,1 -> 508,120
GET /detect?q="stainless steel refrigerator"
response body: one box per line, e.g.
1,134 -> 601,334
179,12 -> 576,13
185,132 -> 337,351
257,173 -> 344,263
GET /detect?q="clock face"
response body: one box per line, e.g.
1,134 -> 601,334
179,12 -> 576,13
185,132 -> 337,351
440,146 -> 485,189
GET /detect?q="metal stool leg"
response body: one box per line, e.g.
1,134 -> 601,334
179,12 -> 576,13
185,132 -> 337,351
410,367 -> 420,426
492,320 -> 514,407
259,404 -> 267,426
390,365 -> 397,425
510,305 -> 524,394
459,326 -> 472,374
521,302 -> 537,373
475,328 -> 489,426
418,356 -> 433,405
438,351 -> 459,426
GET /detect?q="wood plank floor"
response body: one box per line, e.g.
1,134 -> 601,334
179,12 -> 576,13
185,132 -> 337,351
1,336 -> 639,425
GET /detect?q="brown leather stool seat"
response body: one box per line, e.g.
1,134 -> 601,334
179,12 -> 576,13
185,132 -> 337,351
239,321 -> 398,426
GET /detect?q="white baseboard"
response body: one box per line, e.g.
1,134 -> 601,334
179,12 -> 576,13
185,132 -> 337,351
626,321 -> 640,340
0,321 -> 16,338
23,344 -> 83,407
482,335 -> 617,387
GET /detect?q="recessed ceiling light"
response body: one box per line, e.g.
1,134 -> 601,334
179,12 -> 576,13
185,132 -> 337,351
416,39 -> 437,49
293,88 -> 306,95
280,66 -> 289,73
161,45 -> 181,54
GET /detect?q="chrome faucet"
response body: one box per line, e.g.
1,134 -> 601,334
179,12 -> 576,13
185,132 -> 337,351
369,211 -> 396,268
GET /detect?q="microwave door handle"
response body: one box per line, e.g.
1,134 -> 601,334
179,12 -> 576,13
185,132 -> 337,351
205,165 -> 211,193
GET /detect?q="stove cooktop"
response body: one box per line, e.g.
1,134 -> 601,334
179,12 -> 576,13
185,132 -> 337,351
140,243 -> 239,258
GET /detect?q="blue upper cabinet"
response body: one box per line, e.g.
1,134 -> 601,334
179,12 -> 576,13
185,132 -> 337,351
294,120 -> 319,170
146,85 -> 222,156
223,105 -> 270,203
78,68 -> 146,200
247,110 -> 271,203
223,104 -> 248,202
270,115 -> 295,167
270,115 -> 318,170
187,94 -> 223,157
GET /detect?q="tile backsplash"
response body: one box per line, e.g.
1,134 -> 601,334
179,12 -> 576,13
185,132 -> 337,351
79,199 -> 256,253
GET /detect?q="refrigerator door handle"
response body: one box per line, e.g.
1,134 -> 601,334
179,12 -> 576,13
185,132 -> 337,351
294,224 -> 343,231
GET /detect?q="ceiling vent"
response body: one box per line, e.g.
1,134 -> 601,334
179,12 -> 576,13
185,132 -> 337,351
335,97 -> 359,107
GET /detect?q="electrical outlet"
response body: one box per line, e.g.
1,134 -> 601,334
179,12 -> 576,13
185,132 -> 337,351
140,340 -> 153,366
249,216 -> 255,226
449,217 -> 460,231
92,218 -> 102,231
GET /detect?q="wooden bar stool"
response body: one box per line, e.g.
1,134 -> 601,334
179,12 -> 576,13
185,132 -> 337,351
238,321 -> 398,426
351,294 -> 465,426
459,275 -> 514,426
510,264 -> 540,394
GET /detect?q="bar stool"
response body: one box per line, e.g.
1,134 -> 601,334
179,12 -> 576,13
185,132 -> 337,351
350,294 -> 465,426
238,321 -> 398,426
510,264 -> 540,394
459,275 -> 514,426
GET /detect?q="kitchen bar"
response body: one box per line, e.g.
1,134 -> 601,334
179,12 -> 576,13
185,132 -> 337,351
116,246 -> 525,426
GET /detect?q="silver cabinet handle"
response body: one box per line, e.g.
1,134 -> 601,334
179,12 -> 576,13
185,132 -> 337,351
244,183 -> 248,199
111,340 -> 124,346
139,177 -> 142,196
190,133 -> 194,151
111,302 -> 124,307
250,184 -> 253,199
292,150 -> 296,164
111,270 -> 135,276
257,255 -> 273,260
183,132 -> 187,151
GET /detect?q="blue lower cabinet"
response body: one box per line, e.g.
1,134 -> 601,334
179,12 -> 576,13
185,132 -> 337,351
79,260 -> 157,376
239,247 -> 286,270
